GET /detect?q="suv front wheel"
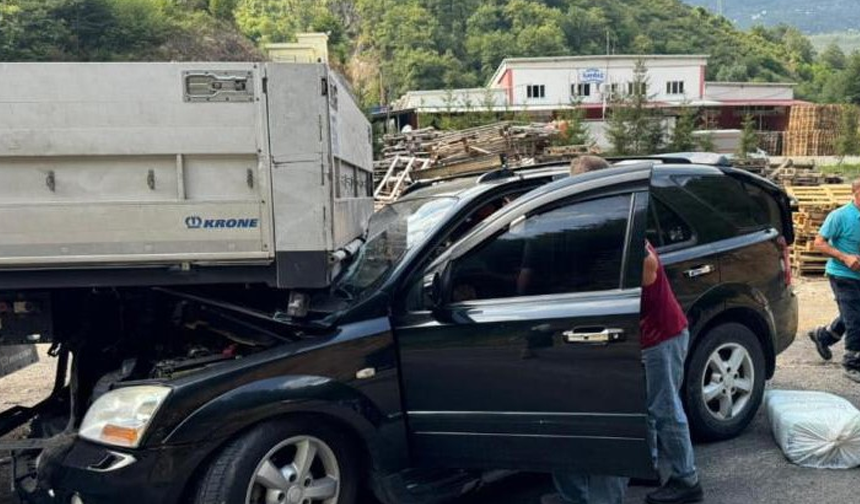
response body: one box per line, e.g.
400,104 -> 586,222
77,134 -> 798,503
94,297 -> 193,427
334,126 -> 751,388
193,418 -> 359,504
684,323 -> 766,441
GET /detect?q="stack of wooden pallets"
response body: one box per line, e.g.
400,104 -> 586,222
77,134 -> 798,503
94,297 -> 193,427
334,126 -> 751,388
785,184 -> 854,276
783,105 -> 841,157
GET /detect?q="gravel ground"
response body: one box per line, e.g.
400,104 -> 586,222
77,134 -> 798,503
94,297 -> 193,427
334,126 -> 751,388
2,279 -> 858,504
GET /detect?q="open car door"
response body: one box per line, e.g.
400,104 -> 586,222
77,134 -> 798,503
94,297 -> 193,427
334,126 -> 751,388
393,164 -> 656,478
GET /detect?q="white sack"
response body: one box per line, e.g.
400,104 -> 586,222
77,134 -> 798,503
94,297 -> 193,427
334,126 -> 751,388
765,390 -> 860,469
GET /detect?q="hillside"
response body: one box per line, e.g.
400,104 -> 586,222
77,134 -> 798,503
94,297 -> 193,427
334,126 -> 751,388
2,0 -> 858,105
684,0 -> 860,33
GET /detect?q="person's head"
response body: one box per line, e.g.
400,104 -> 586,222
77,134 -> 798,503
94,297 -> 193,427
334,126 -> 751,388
570,155 -> 611,176
853,178 -> 860,207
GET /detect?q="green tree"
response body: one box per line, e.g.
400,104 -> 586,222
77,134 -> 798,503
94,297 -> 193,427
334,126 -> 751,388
554,100 -> 592,147
669,105 -> 698,152
738,114 -> 759,158
607,60 -> 664,155
837,105 -> 860,157
821,43 -> 847,70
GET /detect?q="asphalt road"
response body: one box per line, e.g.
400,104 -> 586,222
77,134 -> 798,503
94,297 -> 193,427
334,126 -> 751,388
3,280 -> 859,504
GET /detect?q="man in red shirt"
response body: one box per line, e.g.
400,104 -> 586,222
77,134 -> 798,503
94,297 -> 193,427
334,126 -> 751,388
543,158 -> 703,504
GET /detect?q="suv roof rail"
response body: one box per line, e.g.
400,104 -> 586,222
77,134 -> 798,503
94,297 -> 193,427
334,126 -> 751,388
606,156 -> 693,165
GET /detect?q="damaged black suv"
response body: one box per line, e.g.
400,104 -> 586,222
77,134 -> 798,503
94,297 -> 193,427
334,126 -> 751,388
2,161 -> 796,504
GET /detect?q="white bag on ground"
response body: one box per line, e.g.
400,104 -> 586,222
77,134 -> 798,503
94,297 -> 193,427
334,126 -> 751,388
765,390 -> 860,469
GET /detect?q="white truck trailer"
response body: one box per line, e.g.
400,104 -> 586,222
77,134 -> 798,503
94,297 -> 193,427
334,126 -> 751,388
0,62 -> 373,290
0,62 -> 375,501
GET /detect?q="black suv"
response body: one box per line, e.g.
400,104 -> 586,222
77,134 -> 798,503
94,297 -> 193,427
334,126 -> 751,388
35,161 -> 796,504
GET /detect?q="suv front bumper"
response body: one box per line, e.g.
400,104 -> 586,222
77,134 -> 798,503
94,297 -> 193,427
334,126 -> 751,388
27,438 -> 219,504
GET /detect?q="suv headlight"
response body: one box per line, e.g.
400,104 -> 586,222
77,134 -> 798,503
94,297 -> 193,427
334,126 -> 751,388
79,385 -> 171,448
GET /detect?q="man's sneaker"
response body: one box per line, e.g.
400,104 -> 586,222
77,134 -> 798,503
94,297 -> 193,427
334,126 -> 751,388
646,478 -> 704,504
540,494 -> 567,504
808,329 -> 833,361
844,368 -> 860,384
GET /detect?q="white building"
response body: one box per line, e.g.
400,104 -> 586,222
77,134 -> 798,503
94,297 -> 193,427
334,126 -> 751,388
394,55 -> 711,113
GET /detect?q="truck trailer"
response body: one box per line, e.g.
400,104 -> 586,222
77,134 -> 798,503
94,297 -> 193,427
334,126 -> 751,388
0,62 -> 374,502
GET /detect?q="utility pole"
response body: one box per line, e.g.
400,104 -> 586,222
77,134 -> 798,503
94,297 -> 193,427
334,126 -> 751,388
717,0 -> 724,17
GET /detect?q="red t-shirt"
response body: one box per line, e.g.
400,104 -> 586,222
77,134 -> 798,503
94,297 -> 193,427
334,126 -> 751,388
640,242 -> 688,349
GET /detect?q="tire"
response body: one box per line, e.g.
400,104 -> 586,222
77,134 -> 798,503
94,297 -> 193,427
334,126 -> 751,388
683,323 -> 766,442
193,418 -> 359,504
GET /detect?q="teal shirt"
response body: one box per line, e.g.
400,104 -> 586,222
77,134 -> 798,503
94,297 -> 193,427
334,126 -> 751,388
820,202 -> 860,280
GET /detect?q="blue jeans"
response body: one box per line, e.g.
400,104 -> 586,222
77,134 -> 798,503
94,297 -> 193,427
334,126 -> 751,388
642,329 -> 698,486
829,276 -> 860,365
552,330 -> 698,502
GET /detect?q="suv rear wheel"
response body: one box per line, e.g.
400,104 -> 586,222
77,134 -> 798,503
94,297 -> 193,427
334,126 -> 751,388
684,323 -> 766,441
193,418 -> 358,504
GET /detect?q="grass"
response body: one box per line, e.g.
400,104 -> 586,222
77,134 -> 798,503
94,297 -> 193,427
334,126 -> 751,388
820,163 -> 860,177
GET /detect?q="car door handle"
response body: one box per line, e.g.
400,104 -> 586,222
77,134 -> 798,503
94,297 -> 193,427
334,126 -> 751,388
684,264 -> 715,279
563,328 -> 624,344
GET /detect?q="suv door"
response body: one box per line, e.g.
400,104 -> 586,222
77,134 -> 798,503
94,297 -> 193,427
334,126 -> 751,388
392,173 -> 654,478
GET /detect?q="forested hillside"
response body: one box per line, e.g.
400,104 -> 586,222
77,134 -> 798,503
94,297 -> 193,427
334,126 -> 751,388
2,0 -> 859,106
684,1 -> 859,34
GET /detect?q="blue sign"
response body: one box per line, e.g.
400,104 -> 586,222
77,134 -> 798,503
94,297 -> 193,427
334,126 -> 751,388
580,68 -> 606,83
185,216 -> 259,230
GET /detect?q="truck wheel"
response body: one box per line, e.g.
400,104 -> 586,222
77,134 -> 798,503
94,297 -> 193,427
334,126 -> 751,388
684,323 -> 766,441
193,418 -> 358,504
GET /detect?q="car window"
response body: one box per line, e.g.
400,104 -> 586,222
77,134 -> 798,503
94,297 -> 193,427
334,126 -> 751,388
448,194 -> 631,302
673,175 -> 763,231
647,197 -> 695,248
741,181 -> 784,233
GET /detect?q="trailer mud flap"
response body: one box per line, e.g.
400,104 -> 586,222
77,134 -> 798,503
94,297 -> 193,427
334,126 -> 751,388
0,345 -> 38,379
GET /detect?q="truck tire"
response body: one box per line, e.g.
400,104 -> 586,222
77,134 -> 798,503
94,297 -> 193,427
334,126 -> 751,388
192,418 -> 358,504
684,323 -> 766,441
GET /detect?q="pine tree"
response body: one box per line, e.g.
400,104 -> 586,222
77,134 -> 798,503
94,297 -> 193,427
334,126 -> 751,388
607,59 -> 664,155
669,105 -> 698,152
737,114 -> 759,158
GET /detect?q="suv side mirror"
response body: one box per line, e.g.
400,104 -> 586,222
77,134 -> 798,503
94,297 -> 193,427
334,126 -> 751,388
426,262 -> 453,309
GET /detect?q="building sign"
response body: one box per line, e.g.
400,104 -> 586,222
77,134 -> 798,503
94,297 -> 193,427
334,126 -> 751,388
580,68 -> 606,84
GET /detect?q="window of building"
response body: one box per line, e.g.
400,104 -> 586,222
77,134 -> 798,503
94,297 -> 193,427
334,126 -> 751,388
627,82 -> 647,96
572,83 -> 591,97
448,195 -> 631,301
527,84 -> 546,99
666,81 -> 685,95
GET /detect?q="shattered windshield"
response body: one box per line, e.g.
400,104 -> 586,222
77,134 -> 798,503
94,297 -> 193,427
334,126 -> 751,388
333,197 -> 458,299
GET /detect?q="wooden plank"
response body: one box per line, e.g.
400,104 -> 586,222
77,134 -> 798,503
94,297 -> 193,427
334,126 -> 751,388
412,155 -> 502,180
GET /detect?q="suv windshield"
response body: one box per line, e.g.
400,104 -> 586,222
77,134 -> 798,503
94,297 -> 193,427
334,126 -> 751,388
334,196 -> 458,299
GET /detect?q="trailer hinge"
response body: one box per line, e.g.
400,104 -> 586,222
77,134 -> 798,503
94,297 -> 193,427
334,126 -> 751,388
262,77 -> 268,94
321,77 -> 328,96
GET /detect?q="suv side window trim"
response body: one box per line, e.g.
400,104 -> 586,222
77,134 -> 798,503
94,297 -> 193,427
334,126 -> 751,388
447,287 -> 642,309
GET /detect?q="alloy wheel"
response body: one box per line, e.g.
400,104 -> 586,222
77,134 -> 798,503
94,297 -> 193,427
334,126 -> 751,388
246,435 -> 341,504
700,342 -> 755,421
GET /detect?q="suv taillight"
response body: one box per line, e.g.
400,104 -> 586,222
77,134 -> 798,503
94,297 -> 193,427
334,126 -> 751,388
778,237 -> 792,286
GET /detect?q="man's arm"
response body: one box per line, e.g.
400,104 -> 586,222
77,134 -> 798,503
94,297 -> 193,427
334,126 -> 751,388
814,235 -> 860,271
643,247 -> 658,287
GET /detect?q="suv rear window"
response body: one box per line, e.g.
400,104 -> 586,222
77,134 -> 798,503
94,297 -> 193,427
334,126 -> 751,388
647,197 -> 694,248
673,175 -> 768,231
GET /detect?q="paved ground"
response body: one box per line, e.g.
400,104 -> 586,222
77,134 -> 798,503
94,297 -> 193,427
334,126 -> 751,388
2,279 -> 859,504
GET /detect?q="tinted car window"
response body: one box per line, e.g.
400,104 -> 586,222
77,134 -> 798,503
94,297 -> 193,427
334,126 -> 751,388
449,195 -> 631,301
647,197 -> 694,248
673,175 -> 762,230
741,181 -> 784,233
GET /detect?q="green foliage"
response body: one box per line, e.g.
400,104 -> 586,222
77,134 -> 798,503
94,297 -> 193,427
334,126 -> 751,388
837,105 -> 860,157
606,60 -> 663,155
738,114 -> 760,158
669,105 -> 698,152
554,100 -> 592,147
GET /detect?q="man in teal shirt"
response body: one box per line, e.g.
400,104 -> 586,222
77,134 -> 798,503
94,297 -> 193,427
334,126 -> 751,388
812,178 -> 860,382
